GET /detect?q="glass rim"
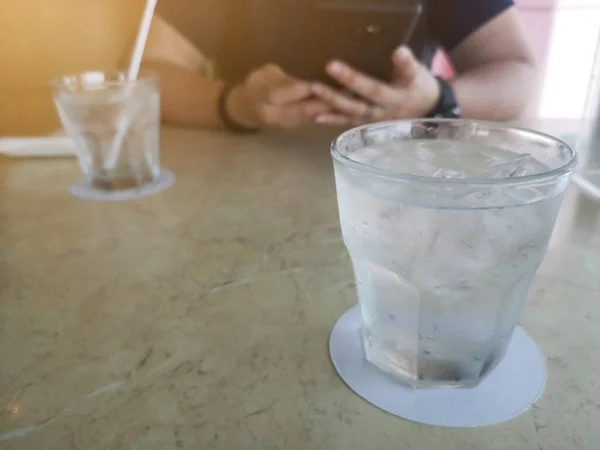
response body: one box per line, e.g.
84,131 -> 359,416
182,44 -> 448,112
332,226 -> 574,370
49,69 -> 158,89
330,119 -> 578,186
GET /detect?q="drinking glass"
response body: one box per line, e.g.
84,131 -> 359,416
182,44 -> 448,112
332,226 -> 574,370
51,70 -> 160,191
331,120 -> 577,388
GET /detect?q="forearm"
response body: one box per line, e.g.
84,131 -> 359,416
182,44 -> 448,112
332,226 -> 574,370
141,60 -> 224,127
450,60 -> 536,121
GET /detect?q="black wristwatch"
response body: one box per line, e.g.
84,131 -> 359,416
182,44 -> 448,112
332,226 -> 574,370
427,76 -> 462,119
217,83 -> 260,134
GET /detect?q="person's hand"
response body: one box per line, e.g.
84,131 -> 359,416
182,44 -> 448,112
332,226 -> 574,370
226,64 -> 331,129
311,46 -> 441,126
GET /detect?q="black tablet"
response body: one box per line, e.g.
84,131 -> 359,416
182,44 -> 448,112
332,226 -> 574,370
298,0 -> 424,85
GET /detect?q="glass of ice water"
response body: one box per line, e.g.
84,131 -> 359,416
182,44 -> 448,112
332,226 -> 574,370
331,120 -> 577,388
51,71 -> 160,191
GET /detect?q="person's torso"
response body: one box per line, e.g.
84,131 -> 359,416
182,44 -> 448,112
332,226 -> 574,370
156,0 -> 435,82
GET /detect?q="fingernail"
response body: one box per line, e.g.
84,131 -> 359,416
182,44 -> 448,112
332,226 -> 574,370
315,115 -> 328,124
395,47 -> 410,59
328,61 -> 344,75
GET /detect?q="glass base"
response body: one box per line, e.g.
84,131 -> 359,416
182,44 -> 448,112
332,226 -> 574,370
330,305 -> 547,427
69,169 -> 175,202
88,171 -> 157,192
362,329 -> 507,389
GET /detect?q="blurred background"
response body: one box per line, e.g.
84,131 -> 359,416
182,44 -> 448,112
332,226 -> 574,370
0,0 -> 145,136
0,0 -> 598,136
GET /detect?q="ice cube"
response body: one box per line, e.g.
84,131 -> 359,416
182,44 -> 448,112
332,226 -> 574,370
351,146 -> 385,166
414,142 -> 436,162
433,168 -> 468,179
485,153 -> 534,178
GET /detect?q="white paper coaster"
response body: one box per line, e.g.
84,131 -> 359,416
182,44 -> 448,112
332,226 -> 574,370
329,306 -> 547,428
69,169 -> 175,202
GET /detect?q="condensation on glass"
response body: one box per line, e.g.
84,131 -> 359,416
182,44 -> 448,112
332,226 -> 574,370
331,119 -> 576,388
51,71 -> 161,192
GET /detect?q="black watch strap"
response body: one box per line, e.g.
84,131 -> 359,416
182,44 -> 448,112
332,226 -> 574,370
428,76 -> 462,119
217,84 -> 260,134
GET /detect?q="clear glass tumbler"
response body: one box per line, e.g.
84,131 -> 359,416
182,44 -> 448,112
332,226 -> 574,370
51,71 -> 160,191
331,120 -> 577,388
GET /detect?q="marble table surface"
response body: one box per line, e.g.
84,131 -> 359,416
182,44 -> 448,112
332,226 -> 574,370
0,123 -> 598,449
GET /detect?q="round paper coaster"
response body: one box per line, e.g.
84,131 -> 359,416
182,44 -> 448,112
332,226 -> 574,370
329,306 -> 547,428
69,169 -> 175,202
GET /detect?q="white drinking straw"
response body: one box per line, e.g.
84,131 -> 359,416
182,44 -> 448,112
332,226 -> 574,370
127,0 -> 158,81
105,0 -> 158,169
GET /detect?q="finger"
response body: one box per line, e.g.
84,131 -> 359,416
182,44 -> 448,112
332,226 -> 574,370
276,100 -> 331,128
311,83 -> 369,117
392,46 -> 419,83
261,63 -> 285,78
297,99 -> 331,120
261,65 -> 313,105
315,114 -> 352,126
326,61 -> 396,105
268,80 -> 313,105
363,104 -> 386,122
254,64 -> 312,105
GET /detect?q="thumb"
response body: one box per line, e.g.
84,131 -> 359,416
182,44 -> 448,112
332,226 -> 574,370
268,78 -> 312,105
264,66 -> 312,105
392,46 -> 418,83
262,63 -> 287,79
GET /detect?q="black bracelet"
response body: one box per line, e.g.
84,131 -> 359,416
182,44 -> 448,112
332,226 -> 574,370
217,83 -> 260,134
427,76 -> 462,119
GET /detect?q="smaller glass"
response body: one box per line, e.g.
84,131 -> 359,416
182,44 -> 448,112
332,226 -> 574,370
51,71 -> 161,191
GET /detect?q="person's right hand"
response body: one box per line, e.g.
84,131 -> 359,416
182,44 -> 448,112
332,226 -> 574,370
226,64 -> 331,129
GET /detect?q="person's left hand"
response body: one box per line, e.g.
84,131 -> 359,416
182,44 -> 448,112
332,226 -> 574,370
311,46 -> 441,126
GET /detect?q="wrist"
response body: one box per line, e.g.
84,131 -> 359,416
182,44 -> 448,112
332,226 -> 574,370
422,73 -> 442,116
